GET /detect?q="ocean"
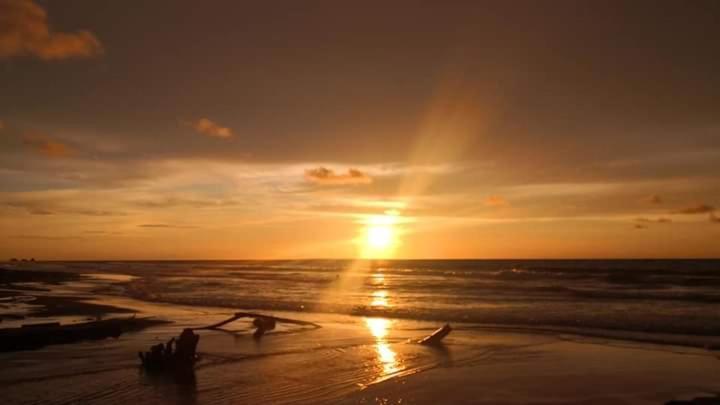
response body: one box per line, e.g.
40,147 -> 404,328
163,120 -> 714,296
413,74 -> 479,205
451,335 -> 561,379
46,259 -> 720,339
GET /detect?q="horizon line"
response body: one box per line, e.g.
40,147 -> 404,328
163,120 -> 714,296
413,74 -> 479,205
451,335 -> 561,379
5,257 -> 720,262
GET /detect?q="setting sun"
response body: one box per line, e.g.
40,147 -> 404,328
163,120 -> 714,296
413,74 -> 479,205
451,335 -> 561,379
361,212 -> 401,258
367,225 -> 392,249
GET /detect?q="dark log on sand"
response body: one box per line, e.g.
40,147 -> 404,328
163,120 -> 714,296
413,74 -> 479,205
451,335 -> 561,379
418,324 -> 452,346
0,317 -> 168,352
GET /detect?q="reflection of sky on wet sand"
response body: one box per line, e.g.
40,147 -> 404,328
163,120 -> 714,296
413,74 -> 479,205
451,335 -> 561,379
364,317 -> 402,377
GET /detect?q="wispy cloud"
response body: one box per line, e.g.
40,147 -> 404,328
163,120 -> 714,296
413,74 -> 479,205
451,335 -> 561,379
674,204 -> 715,214
133,197 -> 239,209
4,200 -> 54,215
72,209 -> 125,217
138,224 -> 198,229
646,194 -> 663,204
22,134 -> 75,158
304,167 -> 372,185
484,195 -> 508,207
189,118 -> 233,139
3,200 -> 124,216
0,0 -> 103,60
10,234 -> 80,240
635,217 -> 672,224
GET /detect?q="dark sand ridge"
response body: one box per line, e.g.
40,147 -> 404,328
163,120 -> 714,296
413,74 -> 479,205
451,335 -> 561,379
1,267 -> 169,352
1,268 -> 137,321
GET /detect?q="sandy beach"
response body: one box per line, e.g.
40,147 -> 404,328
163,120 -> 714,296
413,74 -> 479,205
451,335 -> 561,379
2,266 -> 720,404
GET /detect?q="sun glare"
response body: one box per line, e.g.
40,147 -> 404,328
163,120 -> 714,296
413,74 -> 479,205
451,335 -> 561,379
367,225 -> 393,249
360,212 -> 401,259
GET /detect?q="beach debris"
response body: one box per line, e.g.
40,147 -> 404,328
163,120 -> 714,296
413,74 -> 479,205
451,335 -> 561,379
139,328 -> 200,371
137,312 -> 318,372
0,316 -> 168,352
193,311 -> 320,339
418,323 -> 452,346
252,316 -> 276,339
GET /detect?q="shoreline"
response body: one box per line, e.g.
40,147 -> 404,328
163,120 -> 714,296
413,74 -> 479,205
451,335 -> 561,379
1,267 -> 720,404
3,266 -> 720,351
2,302 -> 719,404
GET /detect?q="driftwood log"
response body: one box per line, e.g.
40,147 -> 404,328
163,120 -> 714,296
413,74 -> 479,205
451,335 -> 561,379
192,311 -> 321,339
138,312 -> 320,371
418,324 -> 452,346
139,328 -> 199,371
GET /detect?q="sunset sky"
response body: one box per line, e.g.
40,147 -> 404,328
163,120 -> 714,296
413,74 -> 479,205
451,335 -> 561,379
1,0 -> 719,259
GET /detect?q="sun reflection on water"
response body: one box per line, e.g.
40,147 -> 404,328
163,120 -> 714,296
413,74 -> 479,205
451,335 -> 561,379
371,272 -> 385,285
364,317 -> 402,377
371,290 -> 389,307
365,317 -> 390,338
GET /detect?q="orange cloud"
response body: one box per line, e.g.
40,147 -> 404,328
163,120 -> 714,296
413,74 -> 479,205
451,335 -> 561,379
635,217 -> 672,224
23,135 -> 75,158
138,224 -> 198,229
646,195 -> 662,204
484,195 -> 508,207
674,204 -> 715,215
711,213 -> 720,223
304,167 -> 372,185
0,0 -> 103,60
190,118 -> 233,138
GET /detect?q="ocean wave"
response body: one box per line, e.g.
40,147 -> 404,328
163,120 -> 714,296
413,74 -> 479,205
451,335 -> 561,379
32,259 -> 720,345
122,278 -> 720,340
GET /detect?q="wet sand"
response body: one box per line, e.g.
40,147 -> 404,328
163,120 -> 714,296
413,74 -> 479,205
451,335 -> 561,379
1,268 -> 137,327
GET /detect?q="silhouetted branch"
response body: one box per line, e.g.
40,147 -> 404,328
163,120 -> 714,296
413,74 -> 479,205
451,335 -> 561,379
193,312 -> 320,331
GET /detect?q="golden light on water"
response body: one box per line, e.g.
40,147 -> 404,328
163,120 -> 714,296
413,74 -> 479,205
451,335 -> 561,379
364,317 -> 402,376
365,317 -> 391,339
376,343 -> 399,374
371,290 -> 389,307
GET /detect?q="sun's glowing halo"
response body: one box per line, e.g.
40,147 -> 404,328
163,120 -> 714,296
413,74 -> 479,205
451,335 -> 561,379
367,225 -> 392,249
360,211 -> 401,258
